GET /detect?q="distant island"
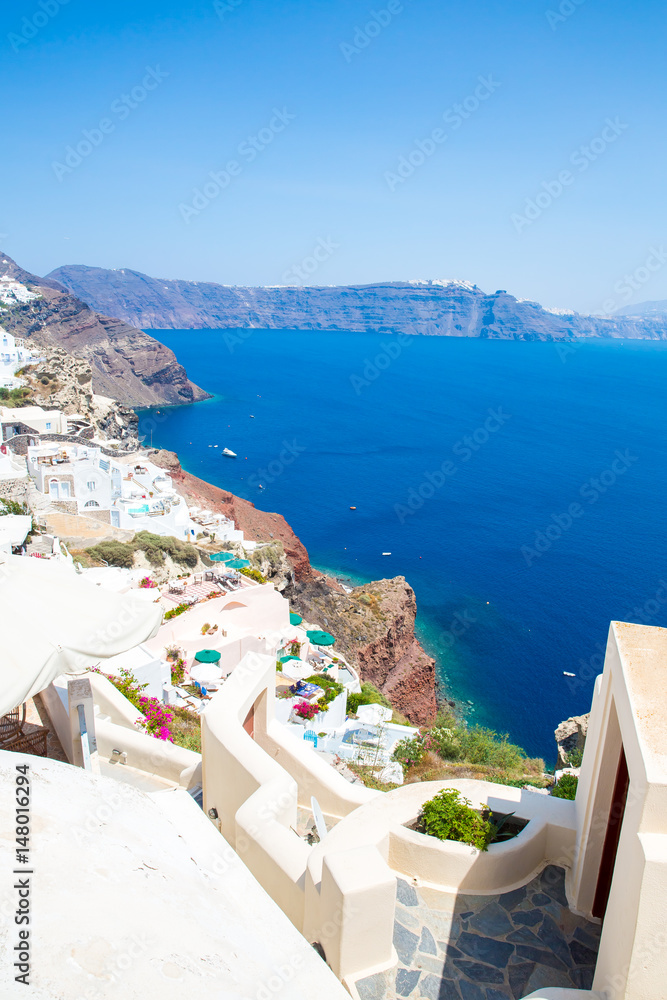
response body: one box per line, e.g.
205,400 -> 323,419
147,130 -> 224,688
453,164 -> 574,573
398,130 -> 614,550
47,264 -> 667,341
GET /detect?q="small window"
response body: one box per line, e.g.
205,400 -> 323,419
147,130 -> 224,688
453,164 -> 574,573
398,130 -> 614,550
45,422 -> 51,430
87,481 -> 96,492
84,500 -> 100,508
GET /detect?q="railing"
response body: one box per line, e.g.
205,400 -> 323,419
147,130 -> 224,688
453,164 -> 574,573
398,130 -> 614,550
77,704 -> 92,771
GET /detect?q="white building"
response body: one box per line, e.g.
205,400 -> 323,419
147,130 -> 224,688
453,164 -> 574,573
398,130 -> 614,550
0,442 -> 27,480
0,327 -> 39,388
0,275 -> 40,306
1,403 -> 69,441
27,442 -> 244,542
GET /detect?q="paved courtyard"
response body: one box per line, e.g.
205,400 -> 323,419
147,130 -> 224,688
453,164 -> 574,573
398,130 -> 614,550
356,865 -> 601,1000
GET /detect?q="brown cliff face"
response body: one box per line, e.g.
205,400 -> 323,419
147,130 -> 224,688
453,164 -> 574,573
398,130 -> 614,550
292,575 -> 437,726
0,253 -> 209,407
148,449 -> 438,726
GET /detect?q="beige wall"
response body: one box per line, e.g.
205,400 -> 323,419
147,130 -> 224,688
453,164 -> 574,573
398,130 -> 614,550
200,648 -> 584,988
569,623 -> 667,1000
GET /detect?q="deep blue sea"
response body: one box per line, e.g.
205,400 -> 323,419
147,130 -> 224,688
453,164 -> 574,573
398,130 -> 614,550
138,331 -> 667,760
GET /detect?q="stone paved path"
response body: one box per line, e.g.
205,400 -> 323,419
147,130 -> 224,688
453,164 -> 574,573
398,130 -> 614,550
356,866 -> 600,1000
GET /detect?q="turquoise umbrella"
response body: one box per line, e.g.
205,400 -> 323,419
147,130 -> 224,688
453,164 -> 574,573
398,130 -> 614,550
210,552 -> 235,563
227,558 -> 250,569
194,649 -> 221,663
306,630 -> 335,647
289,612 -> 303,625
279,654 -> 301,663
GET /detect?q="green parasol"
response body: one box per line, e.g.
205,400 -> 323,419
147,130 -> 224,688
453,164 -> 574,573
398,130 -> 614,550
194,649 -> 221,663
306,630 -> 335,647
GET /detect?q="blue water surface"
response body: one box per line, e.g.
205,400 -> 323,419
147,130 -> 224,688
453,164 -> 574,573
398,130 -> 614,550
138,331 -> 667,759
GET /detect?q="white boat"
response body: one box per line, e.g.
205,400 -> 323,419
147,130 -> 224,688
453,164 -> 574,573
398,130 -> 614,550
222,448 -> 237,458
563,671 -> 575,677
382,552 -> 391,556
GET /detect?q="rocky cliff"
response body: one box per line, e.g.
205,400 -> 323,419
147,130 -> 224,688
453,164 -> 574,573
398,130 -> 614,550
1,254 -> 209,407
148,448 -> 438,724
47,264 -> 667,341
554,713 -> 590,768
292,574 -> 438,725
18,345 -> 140,448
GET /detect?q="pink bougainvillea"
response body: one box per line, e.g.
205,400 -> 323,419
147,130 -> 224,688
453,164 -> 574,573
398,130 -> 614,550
136,696 -> 174,742
293,699 -> 320,721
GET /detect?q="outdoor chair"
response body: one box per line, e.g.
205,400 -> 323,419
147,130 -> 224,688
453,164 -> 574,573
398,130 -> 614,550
0,704 -> 26,742
0,704 -> 48,757
2,727 -> 48,757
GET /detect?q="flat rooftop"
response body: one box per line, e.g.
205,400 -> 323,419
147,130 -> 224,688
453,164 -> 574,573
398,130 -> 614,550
613,621 -> 667,778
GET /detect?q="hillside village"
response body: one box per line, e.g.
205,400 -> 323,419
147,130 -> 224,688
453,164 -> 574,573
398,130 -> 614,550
1,277 -> 666,1000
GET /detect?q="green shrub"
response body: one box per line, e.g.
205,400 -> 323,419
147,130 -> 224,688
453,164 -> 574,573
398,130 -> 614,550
164,602 -> 191,621
418,788 -> 494,851
134,531 -> 198,568
552,773 -> 579,800
86,540 -> 135,568
240,566 -> 266,584
0,498 -> 29,516
304,674 -> 344,708
0,386 -> 32,407
566,748 -> 584,768
251,541 -> 283,568
92,666 -> 146,710
425,725 -> 461,760
169,705 -> 201,753
171,658 -> 186,686
392,734 -> 427,769
86,531 -> 199,570
458,725 -> 526,771
347,682 -> 391,714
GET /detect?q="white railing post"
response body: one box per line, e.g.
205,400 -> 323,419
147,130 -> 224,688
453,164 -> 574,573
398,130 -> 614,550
67,677 -> 100,773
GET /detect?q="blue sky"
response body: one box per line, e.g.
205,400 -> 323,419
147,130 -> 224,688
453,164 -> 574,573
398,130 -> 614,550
1,0 -> 666,312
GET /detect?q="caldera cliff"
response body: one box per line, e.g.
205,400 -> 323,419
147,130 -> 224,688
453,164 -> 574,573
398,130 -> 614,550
149,449 -> 438,725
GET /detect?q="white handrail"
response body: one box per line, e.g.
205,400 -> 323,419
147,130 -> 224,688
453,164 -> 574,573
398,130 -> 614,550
77,703 -> 92,771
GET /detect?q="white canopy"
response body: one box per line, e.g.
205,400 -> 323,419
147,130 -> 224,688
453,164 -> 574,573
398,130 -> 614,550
0,554 -> 162,717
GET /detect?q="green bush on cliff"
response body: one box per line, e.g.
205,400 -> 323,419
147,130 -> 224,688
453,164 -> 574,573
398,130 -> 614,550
347,682 -> 391,715
240,566 -> 266,584
86,531 -> 198,570
392,734 -> 427,769
552,773 -> 579,800
0,386 -> 32,407
459,726 -> 527,771
85,540 -> 135,568
134,531 -> 198,568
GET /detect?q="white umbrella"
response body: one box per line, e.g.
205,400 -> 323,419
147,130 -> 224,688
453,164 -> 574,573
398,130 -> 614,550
0,554 -> 162,717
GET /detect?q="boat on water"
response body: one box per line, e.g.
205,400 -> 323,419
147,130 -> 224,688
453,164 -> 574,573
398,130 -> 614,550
350,506 -> 357,510
222,448 -> 237,458
382,552 -> 391,556
563,671 -> 575,677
